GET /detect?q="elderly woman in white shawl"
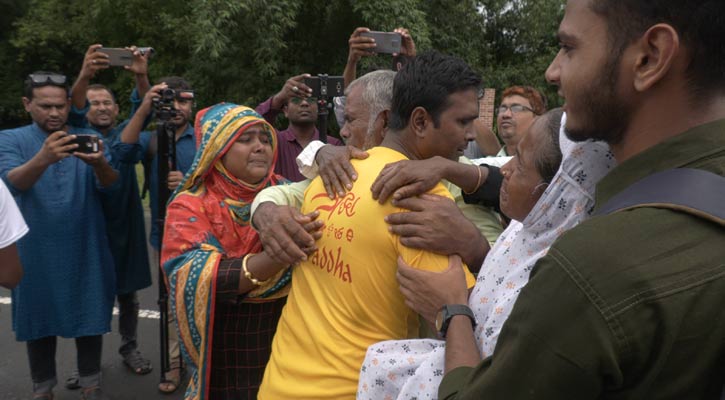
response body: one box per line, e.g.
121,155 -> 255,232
357,109 -> 615,399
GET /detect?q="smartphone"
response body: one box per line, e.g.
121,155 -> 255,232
360,31 -> 402,54
96,47 -> 133,67
304,75 -> 345,98
71,134 -> 100,154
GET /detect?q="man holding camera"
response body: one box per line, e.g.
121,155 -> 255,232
116,76 -> 197,393
65,43 -> 154,381
0,72 -> 119,400
255,75 -> 343,182
117,76 -> 196,256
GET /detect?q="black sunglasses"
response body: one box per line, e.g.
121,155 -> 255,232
28,73 -> 67,86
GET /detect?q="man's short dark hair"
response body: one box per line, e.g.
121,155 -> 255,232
156,76 -> 192,91
389,51 -> 481,130
590,0 -> 725,100
86,83 -> 117,104
24,71 -> 70,100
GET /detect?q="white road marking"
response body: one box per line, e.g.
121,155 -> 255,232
0,296 -> 161,319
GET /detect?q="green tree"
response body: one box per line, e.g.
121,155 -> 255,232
0,0 -> 564,129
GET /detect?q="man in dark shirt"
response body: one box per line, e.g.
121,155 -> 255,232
397,0 -> 725,399
255,74 -> 342,182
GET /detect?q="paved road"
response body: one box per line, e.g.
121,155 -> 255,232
0,211 -> 188,400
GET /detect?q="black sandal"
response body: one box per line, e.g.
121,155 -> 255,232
122,349 -> 153,375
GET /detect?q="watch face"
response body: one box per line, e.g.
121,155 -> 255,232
435,309 -> 445,332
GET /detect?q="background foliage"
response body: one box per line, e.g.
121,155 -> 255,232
0,0 -> 565,129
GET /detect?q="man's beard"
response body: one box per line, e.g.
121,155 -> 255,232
564,53 -> 631,146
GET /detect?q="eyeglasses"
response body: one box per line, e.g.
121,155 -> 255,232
498,104 -> 535,114
28,73 -> 67,86
290,96 -> 318,105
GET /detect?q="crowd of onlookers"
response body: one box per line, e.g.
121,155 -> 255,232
1,1 -> 724,399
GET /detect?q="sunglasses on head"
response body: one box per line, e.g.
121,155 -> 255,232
28,73 -> 67,86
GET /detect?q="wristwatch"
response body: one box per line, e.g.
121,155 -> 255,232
435,304 -> 477,338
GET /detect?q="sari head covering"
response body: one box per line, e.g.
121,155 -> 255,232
161,103 -> 290,400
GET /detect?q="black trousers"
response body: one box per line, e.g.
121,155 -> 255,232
27,335 -> 102,385
117,291 -> 139,355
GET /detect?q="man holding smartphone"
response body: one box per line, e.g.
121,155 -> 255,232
343,27 -> 416,88
64,44 -> 155,384
255,74 -> 344,182
0,72 -> 119,400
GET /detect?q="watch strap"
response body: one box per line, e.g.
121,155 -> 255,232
440,304 -> 476,338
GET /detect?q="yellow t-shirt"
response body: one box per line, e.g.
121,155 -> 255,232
259,147 -> 476,399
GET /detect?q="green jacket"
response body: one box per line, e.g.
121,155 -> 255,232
440,119 -> 725,399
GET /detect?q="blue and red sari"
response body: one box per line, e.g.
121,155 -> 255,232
161,104 -> 290,399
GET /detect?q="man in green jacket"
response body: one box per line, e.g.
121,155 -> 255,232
398,0 -> 725,398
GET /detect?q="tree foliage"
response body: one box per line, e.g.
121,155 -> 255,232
0,0 -> 564,129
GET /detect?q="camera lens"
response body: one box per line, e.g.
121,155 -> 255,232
161,88 -> 175,101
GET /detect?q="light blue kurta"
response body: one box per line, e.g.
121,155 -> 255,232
0,123 -> 116,341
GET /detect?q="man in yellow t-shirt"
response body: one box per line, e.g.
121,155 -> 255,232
259,51 -> 482,399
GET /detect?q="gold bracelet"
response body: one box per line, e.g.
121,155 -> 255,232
463,165 -> 483,195
242,253 -> 271,286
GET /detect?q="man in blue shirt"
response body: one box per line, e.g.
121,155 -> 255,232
0,72 -> 119,400
66,44 -> 154,380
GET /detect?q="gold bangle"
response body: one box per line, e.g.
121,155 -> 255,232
242,253 -> 271,286
463,165 -> 483,195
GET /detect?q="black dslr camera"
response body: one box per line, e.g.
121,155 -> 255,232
152,89 -> 194,121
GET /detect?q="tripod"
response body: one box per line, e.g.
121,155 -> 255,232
155,119 -> 176,384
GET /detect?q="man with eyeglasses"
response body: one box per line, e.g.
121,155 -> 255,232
61,44 -> 155,385
255,74 -> 343,182
495,86 -> 547,157
0,71 -> 119,400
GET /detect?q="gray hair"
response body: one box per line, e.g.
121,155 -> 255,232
534,108 -> 564,184
346,70 -> 395,130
